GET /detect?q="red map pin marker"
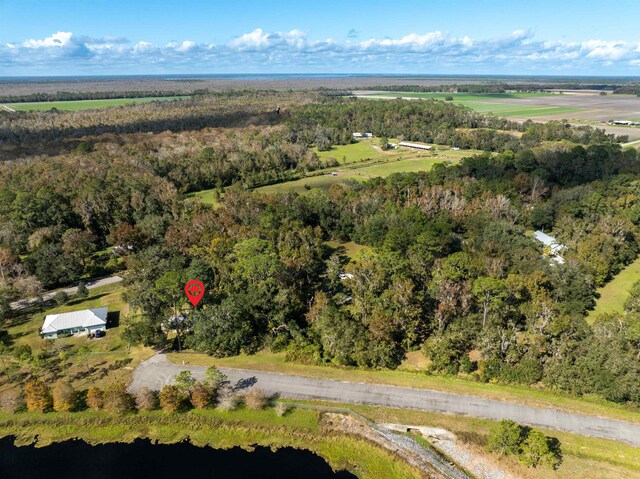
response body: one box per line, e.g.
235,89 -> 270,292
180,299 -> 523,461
185,279 -> 205,307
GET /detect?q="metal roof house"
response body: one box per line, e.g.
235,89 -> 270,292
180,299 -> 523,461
533,231 -> 566,264
398,141 -> 432,150
41,307 -> 108,339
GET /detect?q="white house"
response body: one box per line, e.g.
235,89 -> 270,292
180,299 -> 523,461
533,230 -> 566,264
398,141 -> 432,150
352,132 -> 363,139
41,307 -> 108,339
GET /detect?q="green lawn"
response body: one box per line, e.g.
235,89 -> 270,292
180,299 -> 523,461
166,350 -> 640,424
5,96 -> 190,111
315,139 -> 384,164
362,92 -> 582,118
588,256 -> 640,323
3,283 -> 152,391
184,188 -> 223,208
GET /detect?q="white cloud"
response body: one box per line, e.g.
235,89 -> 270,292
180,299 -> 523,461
2,29 -> 640,74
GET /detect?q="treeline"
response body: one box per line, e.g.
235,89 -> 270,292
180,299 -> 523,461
2,92 -> 622,161
288,100 -> 621,151
612,86 -> 640,96
0,90 -> 190,104
0,368 -> 285,415
362,83 -> 622,93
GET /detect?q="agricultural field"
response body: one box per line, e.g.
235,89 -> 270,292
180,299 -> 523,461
3,96 -> 190,111
587,256 -> 640,322
359,92 -> 582,118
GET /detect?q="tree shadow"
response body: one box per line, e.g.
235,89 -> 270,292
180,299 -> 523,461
233,376 -> 257,391
107,311 -> 120,329
66,293 -> 109,307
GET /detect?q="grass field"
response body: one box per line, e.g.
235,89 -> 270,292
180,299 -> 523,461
362,92 -> 582,118
188,140 -> 477,201
4,96 -> 190,111
0,408 -> 421,479
166,350 -> 640,423
588,256 -> 640,322
256,141 -> 477,195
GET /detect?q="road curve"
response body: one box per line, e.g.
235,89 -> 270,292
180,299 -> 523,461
131,353 -> 640,446
10,275 -> 124,310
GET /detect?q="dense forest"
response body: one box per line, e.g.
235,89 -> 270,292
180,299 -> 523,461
2,92 -> 640,405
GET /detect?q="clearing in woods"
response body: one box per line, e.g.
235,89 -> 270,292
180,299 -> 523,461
588,256 -> 640,322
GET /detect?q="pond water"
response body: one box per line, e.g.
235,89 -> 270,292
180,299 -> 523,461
0,437 -> 357,479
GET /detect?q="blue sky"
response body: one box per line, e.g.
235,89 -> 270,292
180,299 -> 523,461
1,0 -> 640,76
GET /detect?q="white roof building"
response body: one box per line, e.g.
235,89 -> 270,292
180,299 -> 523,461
41,307 -> 108,338
533,231 -> 566,264
398,141 -> 432,150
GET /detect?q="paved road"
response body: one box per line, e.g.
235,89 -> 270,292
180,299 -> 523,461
131,353 -> 640,446
10,275 -> 124,310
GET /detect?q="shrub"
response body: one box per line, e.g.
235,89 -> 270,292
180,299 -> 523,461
519,430 -> 562,469
174,371 -> 196,393
52,381 -> 77,412
76,282 -> 89,298
205,366 -> 227,388
135,387 -> 159,411
488,419 -> 562,469
53,291 -> 69,306
103,383 -> 135,414
216,386 -> 240,411
275,402 -> 292,417
190,383 -> 213,409
487,420 -> 527,456
13,344 -> 32,362
25,379 -> 52,413
159,385 -> 189,412
244,388 -> 269,410
0,388 -> 26,413
86,387 -> 104,410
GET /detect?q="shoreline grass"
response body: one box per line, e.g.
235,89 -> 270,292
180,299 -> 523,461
0,408 -> 421,479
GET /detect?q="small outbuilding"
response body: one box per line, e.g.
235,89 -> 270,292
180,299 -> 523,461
41,307 -> 108,339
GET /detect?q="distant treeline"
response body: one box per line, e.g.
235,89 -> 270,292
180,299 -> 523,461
361,83 -> 640,94
0,90 -> 193,103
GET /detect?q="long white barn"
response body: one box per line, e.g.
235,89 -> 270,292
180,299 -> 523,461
41,307 -> 108,339
398,141 -> 432,150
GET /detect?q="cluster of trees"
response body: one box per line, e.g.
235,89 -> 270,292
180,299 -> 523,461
3,89 -> 640,407
288,100 -> 621,153
488,419 -> 562,469
0,367 -> 285,416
